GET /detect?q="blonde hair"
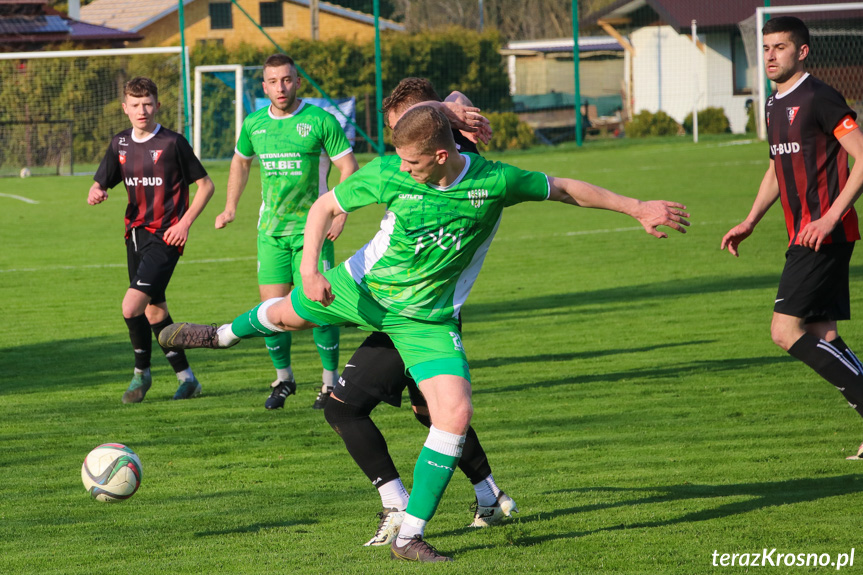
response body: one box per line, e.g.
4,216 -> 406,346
391,105 -> 455,154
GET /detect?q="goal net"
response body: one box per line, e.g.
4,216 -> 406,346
0,121 -> 72,177
194,65 -> 264,161
740,2 -> 863,139
193,65 -> 358,165
0,47 -> 187,176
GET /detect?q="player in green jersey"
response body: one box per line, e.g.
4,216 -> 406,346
161,105 -> 689,561
214,54 -> 358,410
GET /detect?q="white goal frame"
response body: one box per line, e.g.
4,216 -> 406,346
193,64 -> 244,159
0,46 -> 191,174
756,2 -> 863,139
0,46 -> 191,126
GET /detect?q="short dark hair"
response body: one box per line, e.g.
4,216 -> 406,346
762,16 -> 810,51
391,105 -> 455,154
263,53 -> 296,71
382,77 -> 442,128
124,77 -> 158,101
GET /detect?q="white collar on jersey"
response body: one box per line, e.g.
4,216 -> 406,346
775,72 -> 810,99
428,153 -> 471,191
268,100 -> 306,120
131,124 -> 161,143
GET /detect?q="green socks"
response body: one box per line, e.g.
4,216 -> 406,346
404,426 -> 465,522
313,326 -> 340,371
266,331 -> 292,369
231,299 -> 338,376
230,299 -> 280,339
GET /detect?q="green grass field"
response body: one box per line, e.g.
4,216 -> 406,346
2,136 -> 862,574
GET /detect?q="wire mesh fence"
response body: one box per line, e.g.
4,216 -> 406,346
0,50 -> 184,175
3,0 -> 862,176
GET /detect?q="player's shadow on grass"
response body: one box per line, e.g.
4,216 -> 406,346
0,335 -> 267,395
470,340 -> 714,370
464,272 -> 780,322
474,355 -> 792,395
449,474 -> 863,549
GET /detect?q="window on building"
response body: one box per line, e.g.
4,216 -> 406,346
732,32 -> 753,95
209,2 -> 232,30
260,2 -> 283,27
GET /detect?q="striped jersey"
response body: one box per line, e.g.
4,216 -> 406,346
766,73 -> 859,246
95,124 -> 207,243
333,153 -> 550,321
236,101 -> 352,237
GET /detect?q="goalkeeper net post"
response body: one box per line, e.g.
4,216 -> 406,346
193,65 -> 244,160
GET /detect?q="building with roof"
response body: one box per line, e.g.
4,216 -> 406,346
501,37 -> 624,98
500,36 -> 626,139
0,0 -> 139,51
80,0 -> 403,48
582,0 -> 863,134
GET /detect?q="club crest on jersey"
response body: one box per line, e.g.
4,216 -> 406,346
468,189 -> 488,208
150,150 -> 163,164
119,150 -> 126,165
296,123 -> 312,138
786,107 -> 800,125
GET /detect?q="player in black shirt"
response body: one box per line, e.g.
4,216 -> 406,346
721,17 -> 863,459
88,77 -> 215,403
323,78 -> 516,548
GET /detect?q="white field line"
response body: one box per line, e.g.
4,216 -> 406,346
578,159 -> 765,174
503,220 -> 739,242
0,256 -> 255,274
582,140 -> 762,159
1,221 -> 741,274
0,193 -> 39,204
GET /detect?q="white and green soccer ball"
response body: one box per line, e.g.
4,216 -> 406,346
81,443 -> 142,502
19,167 -> 31,178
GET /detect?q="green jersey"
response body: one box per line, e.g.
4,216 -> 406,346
236,101 -> 352,237
333,153 -> 549,321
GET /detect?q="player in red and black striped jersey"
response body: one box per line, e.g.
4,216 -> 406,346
88,77 -> 215,404
721,17 -> 863,459
766,71 -> 859,246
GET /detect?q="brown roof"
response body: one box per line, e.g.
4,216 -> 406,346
582,0 -> 863,32
80,0 -> 403,33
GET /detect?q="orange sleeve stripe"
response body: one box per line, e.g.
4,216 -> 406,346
834,115 -> 859,139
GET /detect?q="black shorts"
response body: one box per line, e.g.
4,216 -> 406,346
332,331 -> 424,409
774,243 -> 854,323
126,227 -> 181,305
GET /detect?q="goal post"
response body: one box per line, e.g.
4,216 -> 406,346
0,46 -> 189,175
193,65 -> 244,160
755,2 -> 863,139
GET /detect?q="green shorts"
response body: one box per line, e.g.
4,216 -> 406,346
290,264 -> 470,383
257,233 -> 334,286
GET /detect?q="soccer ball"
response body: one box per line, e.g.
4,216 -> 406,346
19,167 -> 31,178
81,443 -> 142,502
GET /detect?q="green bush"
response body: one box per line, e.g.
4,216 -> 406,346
745,99 -> 757,133
477,112 -> 536,152
191,27 -> 512,156
0,27 -> 512,165
683,106 -> 731,134
0,50 -> 182,167
625,110 -> 682,138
